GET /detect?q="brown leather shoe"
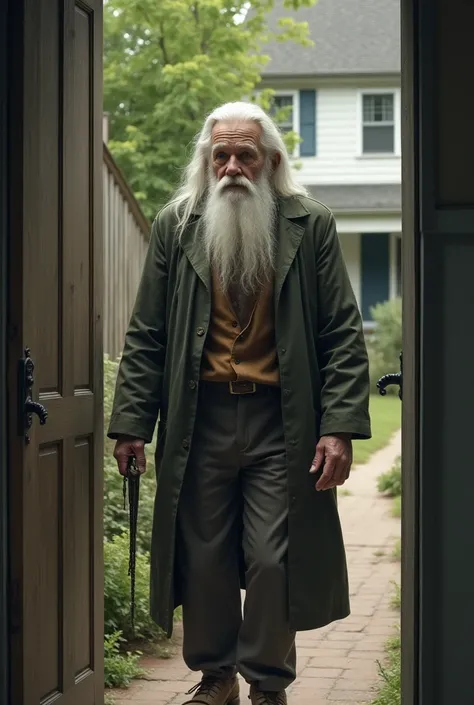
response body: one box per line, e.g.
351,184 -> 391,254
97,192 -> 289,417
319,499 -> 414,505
183,675 -> 240,704
249,684 -> 287,705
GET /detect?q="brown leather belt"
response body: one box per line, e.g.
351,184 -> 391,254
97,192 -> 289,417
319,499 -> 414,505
200,381 -> 280,396
229,380 -> 257,395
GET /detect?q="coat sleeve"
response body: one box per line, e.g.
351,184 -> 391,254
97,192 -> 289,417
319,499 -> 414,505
107,215 -> 168,443
315,212 -> 372,440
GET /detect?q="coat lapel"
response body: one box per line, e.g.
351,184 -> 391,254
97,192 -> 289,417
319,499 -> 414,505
179,196 -> 309,297
274,197 -> 309,306
179,213 -> 211,291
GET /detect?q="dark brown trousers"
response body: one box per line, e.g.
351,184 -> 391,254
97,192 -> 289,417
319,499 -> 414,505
177,382 -> 296,692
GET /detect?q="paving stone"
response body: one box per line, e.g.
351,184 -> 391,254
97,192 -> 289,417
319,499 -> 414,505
142,679 -> 192,693
298,667 -> 343,679
303,648 -> 351,660
292,677 -> 337,689
326,631 -> 365,642
345,650 -> 386,661
327,690 -> 375,702
339,666 -> 379,680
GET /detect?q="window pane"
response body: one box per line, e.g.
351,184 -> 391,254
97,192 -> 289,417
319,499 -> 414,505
363,125 -> 395,153
274,95 -> 293,111
363,94 -> 394,123
381,94 -> 394,121
272,95 -> 294,131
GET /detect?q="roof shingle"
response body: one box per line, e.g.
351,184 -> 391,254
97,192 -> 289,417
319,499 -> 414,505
260,0 -> 400,76
307,184 -> 401,212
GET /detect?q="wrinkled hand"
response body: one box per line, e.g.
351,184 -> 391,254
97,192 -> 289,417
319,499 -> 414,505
114,436 -> 147,476
309,434 -> 353,491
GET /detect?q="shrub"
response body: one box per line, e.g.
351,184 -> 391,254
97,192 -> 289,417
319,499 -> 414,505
377,456 -> 401,497
104,356 -> 157,554
391,495 -> 402,518
104,532 -> 165,643
104,630 -> 144,689
367,297 -> 402,394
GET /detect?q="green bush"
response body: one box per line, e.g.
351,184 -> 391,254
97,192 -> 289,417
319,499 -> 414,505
104,630 -> 144,689
391,495 -> 402,518
104,356 -> 157,554
104,532 -> 165,643
367,297 -> 402,394
377,456 -> 401,497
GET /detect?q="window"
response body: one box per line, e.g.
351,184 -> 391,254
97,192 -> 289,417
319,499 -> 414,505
272,94 -> 295,135
362,93 -> 395,154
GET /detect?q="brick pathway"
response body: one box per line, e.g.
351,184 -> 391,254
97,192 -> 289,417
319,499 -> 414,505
111,431 -> 401,705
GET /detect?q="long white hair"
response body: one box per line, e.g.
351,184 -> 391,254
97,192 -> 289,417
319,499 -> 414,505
169,101 -> 309,239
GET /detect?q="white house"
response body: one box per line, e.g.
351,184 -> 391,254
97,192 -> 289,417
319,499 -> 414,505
259,0 -> 401,325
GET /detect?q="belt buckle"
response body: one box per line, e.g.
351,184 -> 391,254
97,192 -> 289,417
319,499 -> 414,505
229,381 -> 257,395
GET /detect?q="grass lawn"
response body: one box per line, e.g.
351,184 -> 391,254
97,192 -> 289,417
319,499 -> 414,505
353,394 -> 401,465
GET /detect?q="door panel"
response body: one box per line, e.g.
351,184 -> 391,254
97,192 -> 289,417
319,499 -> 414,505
7,0 -> 103,703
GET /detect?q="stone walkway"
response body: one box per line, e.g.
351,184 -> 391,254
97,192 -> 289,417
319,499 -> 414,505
111,431 -> 401,705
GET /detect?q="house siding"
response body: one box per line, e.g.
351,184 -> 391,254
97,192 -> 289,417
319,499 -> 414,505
296,86 -> 402,186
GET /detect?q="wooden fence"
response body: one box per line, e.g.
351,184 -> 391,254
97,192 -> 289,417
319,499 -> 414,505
103,144 -> 150,360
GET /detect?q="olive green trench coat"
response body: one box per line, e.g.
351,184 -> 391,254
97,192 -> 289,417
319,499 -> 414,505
108,195 -> 371,638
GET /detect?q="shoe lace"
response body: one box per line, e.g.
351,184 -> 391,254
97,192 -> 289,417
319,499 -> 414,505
252,691 -> 286,705
186,676 -> 223,698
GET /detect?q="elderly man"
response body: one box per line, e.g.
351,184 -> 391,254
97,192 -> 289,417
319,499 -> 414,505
108,101 -> 371,705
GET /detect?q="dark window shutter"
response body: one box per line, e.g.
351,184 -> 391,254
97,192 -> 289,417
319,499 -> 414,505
360,233 -> 390,320
299,90 -> 316,157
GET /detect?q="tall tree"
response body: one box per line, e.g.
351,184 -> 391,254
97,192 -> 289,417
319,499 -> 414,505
104,0 -> 315,219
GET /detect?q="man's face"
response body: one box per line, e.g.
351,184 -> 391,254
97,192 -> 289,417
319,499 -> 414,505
203,119 -> 278,293
210,120 -> 266,187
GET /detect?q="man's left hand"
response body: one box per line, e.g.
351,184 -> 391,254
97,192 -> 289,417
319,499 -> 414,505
309,433 -> 353,491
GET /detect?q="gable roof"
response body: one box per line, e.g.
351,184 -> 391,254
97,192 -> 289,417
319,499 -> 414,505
260,0 -> 400,77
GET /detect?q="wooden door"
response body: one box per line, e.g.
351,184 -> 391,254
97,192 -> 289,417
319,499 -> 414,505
7,0 -> 104,703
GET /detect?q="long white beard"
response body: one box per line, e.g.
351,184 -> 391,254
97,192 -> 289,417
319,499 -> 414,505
202,167 -> 277,294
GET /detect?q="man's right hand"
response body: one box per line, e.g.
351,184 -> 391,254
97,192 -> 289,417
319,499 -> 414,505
113,436 -> 146,476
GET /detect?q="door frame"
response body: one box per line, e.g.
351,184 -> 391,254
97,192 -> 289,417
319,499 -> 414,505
0,1 -> 9,703
400,0 -> 420,701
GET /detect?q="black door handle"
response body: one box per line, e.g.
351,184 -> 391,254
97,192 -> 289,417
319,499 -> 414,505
18,348 -> 48,443
25,399 -> 48,425
377,352 -> 403,400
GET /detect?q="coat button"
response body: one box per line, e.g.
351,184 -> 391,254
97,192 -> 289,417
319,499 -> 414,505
280,348 -> 286,354
188,380 -> 197,390
182,439 -> 190,450
196,327 -> 205,337
234,358 -> 241,365
232,321 -> 238,328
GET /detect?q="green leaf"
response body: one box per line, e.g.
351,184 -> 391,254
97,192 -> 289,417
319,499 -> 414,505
104,0 -> 317,219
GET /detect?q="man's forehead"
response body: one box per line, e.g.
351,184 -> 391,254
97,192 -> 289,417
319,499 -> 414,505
211,120 -> 262,146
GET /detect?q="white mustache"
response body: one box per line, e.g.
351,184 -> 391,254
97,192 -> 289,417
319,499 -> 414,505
216,175 -> 257,195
